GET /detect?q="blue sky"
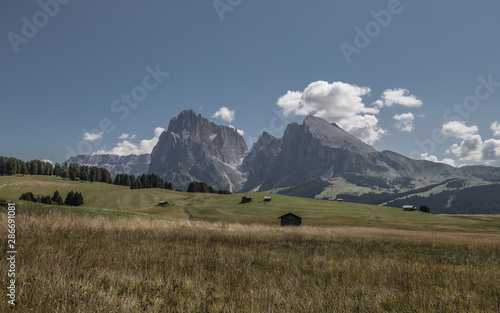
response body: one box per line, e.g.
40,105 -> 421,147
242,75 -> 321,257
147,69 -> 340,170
1,0 -> 500,166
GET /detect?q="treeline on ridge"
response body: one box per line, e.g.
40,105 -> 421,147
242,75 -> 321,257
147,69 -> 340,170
20,190 -> 84,206
1,155 -> 234,194
187,181 -> 231,194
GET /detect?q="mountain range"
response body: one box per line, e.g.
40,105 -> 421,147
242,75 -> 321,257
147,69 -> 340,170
66,110 -> 500,213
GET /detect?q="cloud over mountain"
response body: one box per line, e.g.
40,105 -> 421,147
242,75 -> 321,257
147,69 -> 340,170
94,127 -> 165,156
212,106 -> 235,122
276,81 -> 384,144
393,113 -> 415,132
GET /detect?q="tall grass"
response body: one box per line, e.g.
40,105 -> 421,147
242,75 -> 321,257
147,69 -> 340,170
1,203 -> 500,312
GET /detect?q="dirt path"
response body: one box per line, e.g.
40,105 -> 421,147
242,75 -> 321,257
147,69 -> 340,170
217,209 -> 236,216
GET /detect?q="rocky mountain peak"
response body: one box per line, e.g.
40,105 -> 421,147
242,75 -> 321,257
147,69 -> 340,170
148,110 -> 248,191
300,115 -> 376,153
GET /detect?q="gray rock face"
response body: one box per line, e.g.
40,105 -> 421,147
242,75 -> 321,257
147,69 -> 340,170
240,115 -> 500,193
240,132 -> 282,191
148,110 -> 248,191
65,154 -> 151,178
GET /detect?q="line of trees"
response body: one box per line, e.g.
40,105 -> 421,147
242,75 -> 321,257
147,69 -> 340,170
0,156 -> 113,183
114,173 -> 173,190
1,156 -> 232,195
0,157 -> 54,176
187,181 -> 231,194
19,190 -> 83,206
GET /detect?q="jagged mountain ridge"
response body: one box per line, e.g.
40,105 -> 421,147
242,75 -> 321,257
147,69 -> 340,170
148,110 -> 248,192
66,111 -> 500,204
240,115 -> 500,195
65,154 -> 151,178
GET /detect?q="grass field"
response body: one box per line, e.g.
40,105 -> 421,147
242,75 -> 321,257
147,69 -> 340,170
2,175 -> 500,232
1,175 -> 500,312
0,203 -> 499,312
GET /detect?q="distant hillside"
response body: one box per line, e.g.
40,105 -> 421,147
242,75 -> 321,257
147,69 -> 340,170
65,154 -> 150,178
385,184 -> 500,214
3,175 -> 500,231
61,110 -> 500,213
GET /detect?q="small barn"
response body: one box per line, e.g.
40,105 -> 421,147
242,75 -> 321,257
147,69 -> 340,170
278,212 -> 303,226
263,196 -> 272,202
241,196 -> 252,203
403,205 -> 417,211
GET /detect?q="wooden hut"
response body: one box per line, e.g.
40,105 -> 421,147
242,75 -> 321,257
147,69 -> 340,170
263,196 -> 272,202
241,196 -> 252,203
278,212 -> 303,226
403,205 -> 417,211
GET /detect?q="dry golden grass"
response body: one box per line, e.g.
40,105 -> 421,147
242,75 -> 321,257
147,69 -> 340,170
1,204 -> 500,312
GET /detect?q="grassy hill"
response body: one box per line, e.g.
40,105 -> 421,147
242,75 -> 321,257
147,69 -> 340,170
2,175 -> 500,312
1,175 -> 500,233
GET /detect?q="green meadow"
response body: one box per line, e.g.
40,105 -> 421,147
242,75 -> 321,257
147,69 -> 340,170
1,175 -> 500,312
1,175 -> 499,232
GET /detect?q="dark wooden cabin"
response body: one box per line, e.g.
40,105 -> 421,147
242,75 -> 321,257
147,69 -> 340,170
278,212 -> 303,226
241,196 -> 252,203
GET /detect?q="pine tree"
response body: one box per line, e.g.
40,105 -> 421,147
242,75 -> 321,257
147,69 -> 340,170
52,190 -> 63,205
19,162 -> 27,175
29,160 -> 38,175
53,163 -> 63,177
65,191 -> 75,206
100,168 -> 111,183
0,156 -> 5,175
37,160 -> 44,175
74,192 -> 84,206
69,163 -> 79,180
5,157 -> 18,176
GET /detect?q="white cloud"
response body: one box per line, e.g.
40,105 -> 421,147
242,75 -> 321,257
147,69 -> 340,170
441,121 -> 500,165
41,159 -> 53,165
420,153 -> 456,167
481,138 -> 500,160
276,81 -> 384,144
442,121 -> 478,139
372,99 -> 384,108
119,133 -> 136,140
446,134 -> 483,161
380,88 -> 423,107
82,131 -> 104,141
337,115 -> 386,145
212,106 -> 235,122
228,125 -> 245,136
94,127 -> 165,156
277,81 -> 378,121
393,113 -> 415,132
491,121 -> 500,137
